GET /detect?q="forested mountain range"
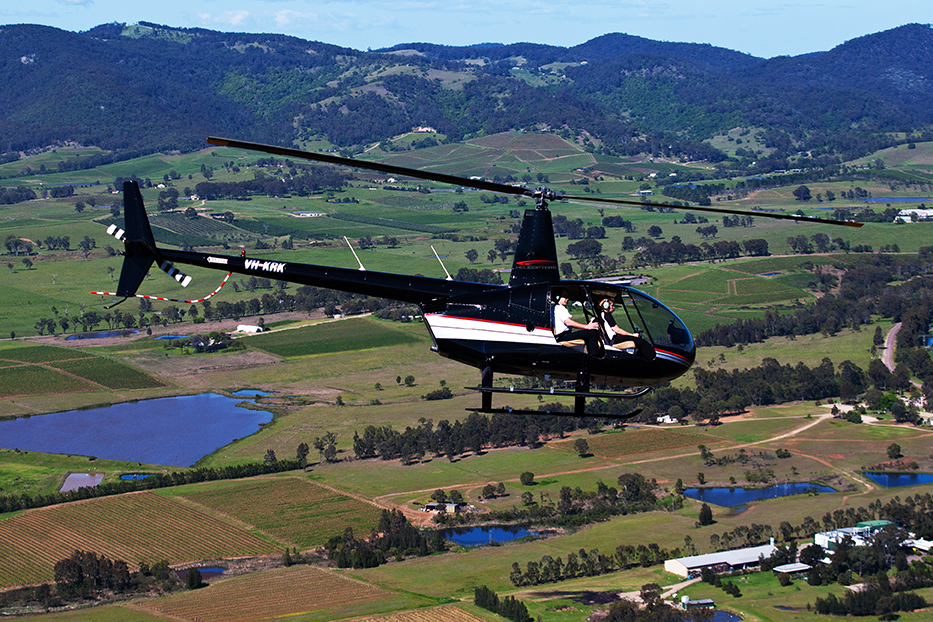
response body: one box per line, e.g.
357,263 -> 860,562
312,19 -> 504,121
1,21 -> 932,162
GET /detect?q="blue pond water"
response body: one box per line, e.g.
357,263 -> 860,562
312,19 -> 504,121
120,473 -> 155,480
442,525 -> 538,547
156,335 -> 188,340
684,483 -> 834,507
864,197 -> 933,203
65,330 -> 139,340
864,472 -> 933,488
232,389 -> 275,397
0,393 -> 272,467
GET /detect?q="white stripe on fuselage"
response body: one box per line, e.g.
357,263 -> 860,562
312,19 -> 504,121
424,314 -> 556,344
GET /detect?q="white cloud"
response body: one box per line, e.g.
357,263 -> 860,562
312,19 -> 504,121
274,10 -> 317,28
58,0 -> 93,6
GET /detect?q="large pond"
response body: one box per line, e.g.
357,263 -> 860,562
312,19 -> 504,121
684,483 -> 834,507
441,525 -> 540,547
0,393 -> 272,467
864,472 -> 933,488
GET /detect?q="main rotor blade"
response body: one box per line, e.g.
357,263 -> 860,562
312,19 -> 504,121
207,137 -> 863,228
562,193 -> 863,228
207,137 -> 527,196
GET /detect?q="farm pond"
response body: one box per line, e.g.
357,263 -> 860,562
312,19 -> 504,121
441,525 -> 542,547
864,472 -> 933,487
684,483 -> 834,508
0,393 -> 272,467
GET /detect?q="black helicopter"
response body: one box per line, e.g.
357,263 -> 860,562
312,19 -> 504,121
103,137 -> 861,417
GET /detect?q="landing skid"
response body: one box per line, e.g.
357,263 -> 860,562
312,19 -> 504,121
468,406 -> 643,419
469,364 -> 650,417
463,386 -> 652,400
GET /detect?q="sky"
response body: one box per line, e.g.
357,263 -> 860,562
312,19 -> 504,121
2,0 -> 930,59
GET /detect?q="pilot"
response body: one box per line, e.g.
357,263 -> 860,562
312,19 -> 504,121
597,297 -> 656,361
553,290 -> 602,355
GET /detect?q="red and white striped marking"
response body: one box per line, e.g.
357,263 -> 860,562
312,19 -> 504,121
91,272 -> 231,304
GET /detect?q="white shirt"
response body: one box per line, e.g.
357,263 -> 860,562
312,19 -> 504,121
553,303 -> 572,335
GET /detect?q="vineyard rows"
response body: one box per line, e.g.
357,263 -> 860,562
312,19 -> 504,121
180,477 -> 383,547
355,605 -> 487,622
137,565 -> 391,622
0,365 -> 94,398
0,492 -> 280,589
585,428 -> 709,460
50,357 -> 165,390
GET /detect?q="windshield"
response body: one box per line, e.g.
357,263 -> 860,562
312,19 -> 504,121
563,283 -> 693,351
619,288 -> 693,351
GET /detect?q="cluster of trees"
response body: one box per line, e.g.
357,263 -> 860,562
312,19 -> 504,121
509,542 -> 674,587
474,586 -> 533,622
193,167 -> 349,200
630,237 -> 767,266
0,459 -> 305,515
0,550 -> 194,611
349,413 -> 603,464
698,568 -> 742,597
0,186 -> 38,205
442,473 -> 670,530
324,509 -> 445,568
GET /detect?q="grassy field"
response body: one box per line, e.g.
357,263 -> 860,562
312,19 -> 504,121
1,137 -> 933,620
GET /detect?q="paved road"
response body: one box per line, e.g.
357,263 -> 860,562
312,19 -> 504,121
883,322 -> 901,372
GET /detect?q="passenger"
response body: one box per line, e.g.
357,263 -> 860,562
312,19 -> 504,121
597,298 -> 656,361
553,290 -> 602,355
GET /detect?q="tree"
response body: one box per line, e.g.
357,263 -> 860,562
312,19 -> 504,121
263,449 -> 277,463
404,375 -> 415,386
647,225 -> 663,238
887,443 -> 902,460
639,583 -> 663,611
698,503 -> 714,526
184,568 -> 204,589
465,248 -> 478,264
520,471 -> 535,486
296,442 -> 310,465
793,185 -> 812,202
573,438 -> 589,457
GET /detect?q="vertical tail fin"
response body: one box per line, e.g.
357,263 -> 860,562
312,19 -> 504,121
115,181 -> 157,297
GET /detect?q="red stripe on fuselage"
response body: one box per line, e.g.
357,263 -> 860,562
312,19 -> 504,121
426,314 -> 550,332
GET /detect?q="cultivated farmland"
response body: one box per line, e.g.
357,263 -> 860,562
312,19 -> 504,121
353,605 -> 490,622
176,476 -> 385,548
247,316 -> 422,358
136,565 -> 395,622
0,344 -> 165,396
0,491 -> 280,589
582,428 -> 712,460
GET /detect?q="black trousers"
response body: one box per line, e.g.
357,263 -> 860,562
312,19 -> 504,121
557,329 -> 602,355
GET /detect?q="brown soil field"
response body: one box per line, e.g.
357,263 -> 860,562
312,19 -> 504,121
581,427 -> 710,460
135,565 -> 392,622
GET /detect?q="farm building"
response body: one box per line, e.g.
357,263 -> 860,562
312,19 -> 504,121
422,502 -> 465,513
237,325 -> 264,333
814,520 -> 892,550
773,562 -> 811,575
664,540 -> 777,578
680,596 -> 715,610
